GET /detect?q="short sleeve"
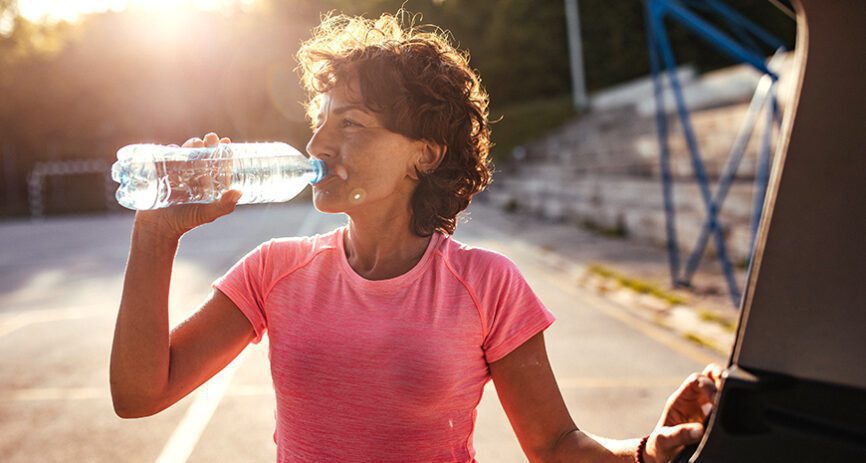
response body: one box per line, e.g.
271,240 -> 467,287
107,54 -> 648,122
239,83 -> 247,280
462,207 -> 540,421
212,240 -> 273,344
478,254 -> 556,363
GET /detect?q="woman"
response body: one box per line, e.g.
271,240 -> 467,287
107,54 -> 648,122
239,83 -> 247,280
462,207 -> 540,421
110,12 -> 722,463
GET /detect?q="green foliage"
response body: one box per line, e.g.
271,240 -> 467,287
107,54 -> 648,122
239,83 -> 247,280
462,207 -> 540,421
489,95 -> 576,163
314,0 -> 573,105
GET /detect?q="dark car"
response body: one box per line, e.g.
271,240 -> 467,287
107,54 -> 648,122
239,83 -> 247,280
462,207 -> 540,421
679,1 -> 866,461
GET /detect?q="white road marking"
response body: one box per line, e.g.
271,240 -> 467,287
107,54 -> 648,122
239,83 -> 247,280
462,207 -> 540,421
154,349 -> 248,463
0,308 -> 99,338
1,387 -> 105,401
154,205 -> 322,463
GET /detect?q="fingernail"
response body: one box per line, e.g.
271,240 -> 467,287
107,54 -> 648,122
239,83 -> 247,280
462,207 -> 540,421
690,428 -> 702,439
702,403 -> 714,415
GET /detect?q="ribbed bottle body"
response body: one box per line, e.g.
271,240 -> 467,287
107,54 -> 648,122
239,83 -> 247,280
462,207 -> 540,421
111,143 -> 325,210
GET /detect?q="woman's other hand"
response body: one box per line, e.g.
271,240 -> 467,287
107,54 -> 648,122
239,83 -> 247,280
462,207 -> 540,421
644,363 -> 724,463
134,132 -> 242,239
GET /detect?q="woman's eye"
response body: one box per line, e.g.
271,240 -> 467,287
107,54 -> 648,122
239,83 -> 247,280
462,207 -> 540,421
341,119 -> 361,128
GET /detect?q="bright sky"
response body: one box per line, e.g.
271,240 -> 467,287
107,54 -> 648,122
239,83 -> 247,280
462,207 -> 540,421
17,0 -> 256,23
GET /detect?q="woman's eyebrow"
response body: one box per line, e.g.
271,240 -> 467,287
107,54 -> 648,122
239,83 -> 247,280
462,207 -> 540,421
331,104 -> 373,116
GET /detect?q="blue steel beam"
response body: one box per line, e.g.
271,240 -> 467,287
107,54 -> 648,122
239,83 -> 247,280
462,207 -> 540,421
645,1 -> 681,287
659,0 -> 779,80
649,7 -> 743,305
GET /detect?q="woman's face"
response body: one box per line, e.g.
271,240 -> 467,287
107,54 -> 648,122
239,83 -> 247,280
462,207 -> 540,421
305,82 -> 422,215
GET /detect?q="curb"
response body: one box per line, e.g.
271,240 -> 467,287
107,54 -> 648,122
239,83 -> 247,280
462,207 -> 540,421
522,243 -> 737,357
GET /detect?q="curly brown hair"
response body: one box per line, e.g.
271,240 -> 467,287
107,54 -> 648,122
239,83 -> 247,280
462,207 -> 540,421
296,12 -> 493,236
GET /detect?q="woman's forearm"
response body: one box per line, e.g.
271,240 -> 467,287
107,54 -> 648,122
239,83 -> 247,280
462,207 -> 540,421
551,429 -> 641,463
109,221 -> 180,417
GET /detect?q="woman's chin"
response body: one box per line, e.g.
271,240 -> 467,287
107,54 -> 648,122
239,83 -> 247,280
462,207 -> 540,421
312,193 -> 347,214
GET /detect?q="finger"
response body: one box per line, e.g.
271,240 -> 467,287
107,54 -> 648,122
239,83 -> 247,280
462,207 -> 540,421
674,371 -> 719,403
702,363 -> 723,381
183,137 -> 204,148
697,375 -> 718,397
220,137 -> 231,144
203,132 -> 220,147
218,189 -> 243,212
703,363 -> 725,390
668,373 -> 702,404
199,190 -> 242,223
664,373 -> 716,422
655,423 -> 705,450
223,189 -> 242,204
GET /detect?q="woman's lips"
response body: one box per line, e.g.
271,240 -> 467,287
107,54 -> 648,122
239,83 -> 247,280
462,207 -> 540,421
314,175 -> 338,187
314,165 -> 347,187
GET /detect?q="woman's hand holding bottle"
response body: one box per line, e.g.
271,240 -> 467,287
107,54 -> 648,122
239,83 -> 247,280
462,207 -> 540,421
133,132 -> 242,239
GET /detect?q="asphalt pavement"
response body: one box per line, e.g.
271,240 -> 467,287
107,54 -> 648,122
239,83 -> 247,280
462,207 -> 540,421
0,200 -> 722,462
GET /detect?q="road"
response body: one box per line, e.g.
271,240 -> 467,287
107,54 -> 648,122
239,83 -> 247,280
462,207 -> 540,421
0,201 -> 721,462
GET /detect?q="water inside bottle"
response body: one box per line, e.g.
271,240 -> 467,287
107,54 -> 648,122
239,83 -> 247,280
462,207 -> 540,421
112,143 -> 322,210
112,159 -> 159,210
151,154 -> 316,207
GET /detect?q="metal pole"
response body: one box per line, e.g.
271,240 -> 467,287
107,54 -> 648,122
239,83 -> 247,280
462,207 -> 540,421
564,0 -> 588,110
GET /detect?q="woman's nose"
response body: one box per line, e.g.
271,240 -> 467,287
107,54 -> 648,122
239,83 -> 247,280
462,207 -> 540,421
306,126 -> 334,160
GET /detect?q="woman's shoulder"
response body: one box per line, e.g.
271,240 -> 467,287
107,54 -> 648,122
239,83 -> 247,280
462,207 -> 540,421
439,235 -> 519,276
254,227 -> 341,267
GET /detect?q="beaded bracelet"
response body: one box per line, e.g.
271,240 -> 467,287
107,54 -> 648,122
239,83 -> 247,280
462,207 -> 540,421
635,435 -> 650,463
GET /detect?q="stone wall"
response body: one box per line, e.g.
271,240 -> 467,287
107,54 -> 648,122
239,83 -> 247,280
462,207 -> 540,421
485,56 -> 795,264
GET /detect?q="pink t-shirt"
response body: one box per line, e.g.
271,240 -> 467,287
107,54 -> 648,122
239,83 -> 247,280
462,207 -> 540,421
213,226 -> 555,462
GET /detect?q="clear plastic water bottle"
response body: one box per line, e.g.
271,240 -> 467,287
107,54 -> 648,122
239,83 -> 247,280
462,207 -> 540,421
110,142 -> 327,210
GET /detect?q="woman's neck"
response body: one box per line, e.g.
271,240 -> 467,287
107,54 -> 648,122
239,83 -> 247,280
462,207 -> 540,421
344,211 -> 432,281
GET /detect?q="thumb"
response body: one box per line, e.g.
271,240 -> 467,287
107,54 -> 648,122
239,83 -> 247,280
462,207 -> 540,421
655,422 -> 705,450
203,190 -> 242,221
219,189 -> 243,212
222,189 -> 243,205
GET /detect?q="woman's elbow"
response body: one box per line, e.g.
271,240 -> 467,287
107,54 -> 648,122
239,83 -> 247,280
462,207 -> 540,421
110,386 -> 164,419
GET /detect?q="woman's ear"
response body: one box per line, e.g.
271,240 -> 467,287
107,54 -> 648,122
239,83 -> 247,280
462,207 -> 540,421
408,141 -> 447,180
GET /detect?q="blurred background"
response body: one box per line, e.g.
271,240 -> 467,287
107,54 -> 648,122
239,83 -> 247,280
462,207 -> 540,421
0,0 -> 793,217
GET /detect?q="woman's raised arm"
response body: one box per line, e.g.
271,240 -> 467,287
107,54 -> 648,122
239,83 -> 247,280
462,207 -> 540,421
109,133 -> 255,418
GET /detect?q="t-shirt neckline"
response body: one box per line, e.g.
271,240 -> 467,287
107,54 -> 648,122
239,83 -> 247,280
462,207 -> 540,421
336,226 -> 442,290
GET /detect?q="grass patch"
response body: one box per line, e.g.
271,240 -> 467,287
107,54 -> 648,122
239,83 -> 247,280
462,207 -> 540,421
489,95 -> 578,163
580,219 -> 628,239
540,243 -> 556,253
683,331 -> 715,349
587,263 -> 687,306
502,198 -> 520,214
697,309 -> 738,333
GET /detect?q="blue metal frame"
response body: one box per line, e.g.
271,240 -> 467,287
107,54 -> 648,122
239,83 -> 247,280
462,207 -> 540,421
644,0 -> 787,306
